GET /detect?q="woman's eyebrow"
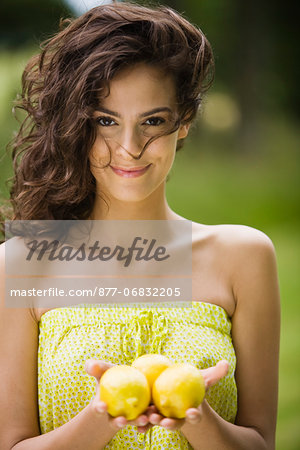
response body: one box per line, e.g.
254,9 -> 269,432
94,107 -> 121,118
94,106 -> 172,118
140,107 -> 172,117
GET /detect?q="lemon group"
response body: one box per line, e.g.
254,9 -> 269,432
99,357 -> 206,420
152,363 -> 205,418
99,365 -> 150,420
131,353 -> 173,389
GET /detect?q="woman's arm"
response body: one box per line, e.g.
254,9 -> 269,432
0,242 -> 118,450
153,226 -> 280,450
11,405 -> 117,450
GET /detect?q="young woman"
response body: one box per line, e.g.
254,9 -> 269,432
0,2 -> 280,449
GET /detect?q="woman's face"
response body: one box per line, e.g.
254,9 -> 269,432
89,63 -> 190,203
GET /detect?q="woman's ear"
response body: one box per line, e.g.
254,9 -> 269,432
178,122 -> 191,139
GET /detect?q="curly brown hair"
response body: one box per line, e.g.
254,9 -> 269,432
6,1 -> 214,223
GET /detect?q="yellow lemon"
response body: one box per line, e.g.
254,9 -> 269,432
132,354 -> 173,389
152,363 -> 205,418
99,365 -> 150,420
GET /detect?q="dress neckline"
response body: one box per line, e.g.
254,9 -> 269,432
39,300 -> 231,321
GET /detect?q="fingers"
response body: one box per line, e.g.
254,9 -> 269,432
110,413 -> 151,433
91,402 -> 151,433
148,412 -> 162,425
92,400 -> 108,414
92,405 -> 202,433
147,404 -> 163,425
84,359 -> 114,381
201,360 -> 229,390
127,414 -> 149,428
185,407 -> 203,424
158,417 -> 185,431
148,408 -> 202,431
109,415 -> 128,430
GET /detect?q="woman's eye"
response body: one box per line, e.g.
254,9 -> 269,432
144,117 -> 165,126
96,117 -> 116,126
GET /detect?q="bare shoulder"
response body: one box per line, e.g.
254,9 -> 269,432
213,223 -> 274,247
0,239 -> 6,256
0,239 -> 40,323
191,222 -> 278,309
0,235 -> 33,267
212,223 -> 277,269
192,221 -> 275,255
0,240 -> 8,273
213,224 -> 279,312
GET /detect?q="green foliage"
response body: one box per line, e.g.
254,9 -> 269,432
0,0 -> 73,48
167,117 -> 300,230
0,48 -> 38,199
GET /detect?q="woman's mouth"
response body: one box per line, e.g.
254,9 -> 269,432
110,164 -> 151,178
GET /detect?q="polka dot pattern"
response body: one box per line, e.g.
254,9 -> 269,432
38,301 -> 237,448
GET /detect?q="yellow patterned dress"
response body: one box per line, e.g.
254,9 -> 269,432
38,301 -> 237,449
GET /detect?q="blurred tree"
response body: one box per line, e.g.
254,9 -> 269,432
142,0 -> 300,151
263,0 -> 300,118
0,0 -> 73,48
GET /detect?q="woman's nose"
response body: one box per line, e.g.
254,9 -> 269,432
115,127 -> 144,160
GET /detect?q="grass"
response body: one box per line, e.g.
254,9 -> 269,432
166,140 -> 300,450
274,227 -> 300,450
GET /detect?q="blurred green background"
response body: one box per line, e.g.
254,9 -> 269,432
0,1 -> 299,448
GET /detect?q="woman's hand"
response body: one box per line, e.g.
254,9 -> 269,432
85,359 -> 229,433
147,360 -> 229,431
84,359 -> 152,433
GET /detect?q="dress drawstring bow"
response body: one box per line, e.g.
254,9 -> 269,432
121,309 -> 169,362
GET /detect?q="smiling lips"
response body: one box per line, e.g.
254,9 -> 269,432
110,164 -> 151,178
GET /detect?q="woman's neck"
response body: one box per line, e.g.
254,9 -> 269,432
91,198 -> 176,221
90,188 -> 178,221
